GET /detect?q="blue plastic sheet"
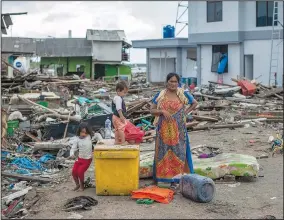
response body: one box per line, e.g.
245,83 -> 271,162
16,145 -> 24,153
1,151 -> 9,160
77,97 -> 100,105
39,153 -> 56,163
11,157 -> 45,171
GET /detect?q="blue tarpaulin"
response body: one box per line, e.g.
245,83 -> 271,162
38,154 -> 56,163
11,153 -> 56,171
11,157 -> 45,171
76,97 -> 100,105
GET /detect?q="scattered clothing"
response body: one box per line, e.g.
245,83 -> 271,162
132,186 -> 174,204
63,196 -> 98,212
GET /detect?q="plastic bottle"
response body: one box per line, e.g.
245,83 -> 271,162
104,117 -> 112,139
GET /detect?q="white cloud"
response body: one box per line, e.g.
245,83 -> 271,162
2,1 -> 188,63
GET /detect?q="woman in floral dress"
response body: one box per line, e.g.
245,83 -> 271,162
150,73 -> 198,190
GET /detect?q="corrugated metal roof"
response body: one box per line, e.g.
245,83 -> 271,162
35,38 -> 92,57
2,37 -> 92,57
2,37 -> 36,54
86,29 -> 126,41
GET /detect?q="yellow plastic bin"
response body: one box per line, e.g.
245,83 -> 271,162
94,139 -> 140,196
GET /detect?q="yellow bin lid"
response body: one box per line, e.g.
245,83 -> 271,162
94,139 -> 139,151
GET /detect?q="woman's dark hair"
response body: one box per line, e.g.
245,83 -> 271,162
166,72 -> 180,83
76,122 -> 93,137
116,81 -> 128,92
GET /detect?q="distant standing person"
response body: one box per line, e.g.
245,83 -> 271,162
112,81 -> 128,145
59,86 -> 69,108
150,72 -> 198,191
80,72 -> 86,79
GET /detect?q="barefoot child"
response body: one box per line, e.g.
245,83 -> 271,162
69,122 -> 93,191
112,81 -> 128,145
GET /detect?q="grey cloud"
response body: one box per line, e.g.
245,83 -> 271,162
2,1 -> 54,15
42,12 -> 75,23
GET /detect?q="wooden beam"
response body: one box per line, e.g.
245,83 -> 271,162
2,172 -> 52,183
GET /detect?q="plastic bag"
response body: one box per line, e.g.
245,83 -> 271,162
124,121 -> 145,144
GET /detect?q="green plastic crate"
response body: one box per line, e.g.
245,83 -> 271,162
37,101 -> 48,108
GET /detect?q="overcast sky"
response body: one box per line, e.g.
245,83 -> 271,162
2,1 -> 188,63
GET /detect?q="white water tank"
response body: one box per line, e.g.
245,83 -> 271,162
13,57 -> 30,73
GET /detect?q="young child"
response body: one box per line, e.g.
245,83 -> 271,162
112,81 -> 128,145
69,122 -> 93,191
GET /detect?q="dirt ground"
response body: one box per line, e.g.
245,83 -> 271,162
28,125 -> 283,219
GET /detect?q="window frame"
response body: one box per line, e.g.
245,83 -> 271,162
207,1 -> 223,23
211,45 -> 228,73
256,1 -> 277,27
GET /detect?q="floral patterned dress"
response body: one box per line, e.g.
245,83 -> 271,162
152,90 -> 195,183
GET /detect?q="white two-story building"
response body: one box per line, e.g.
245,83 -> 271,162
189,1 -> 283,86
132,1 -> 283,86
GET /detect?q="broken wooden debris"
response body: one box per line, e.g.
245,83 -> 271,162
2,172 -> 52,183
192,115 -> 219,122
191,123 -> 244,131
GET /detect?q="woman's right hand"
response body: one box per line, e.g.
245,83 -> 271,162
162,110 -> 172,120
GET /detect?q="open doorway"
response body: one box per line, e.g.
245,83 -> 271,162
244,55 -> 253,80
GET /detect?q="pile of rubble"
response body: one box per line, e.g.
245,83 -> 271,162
1,68 -> 283,218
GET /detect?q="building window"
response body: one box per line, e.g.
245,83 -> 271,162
211,45 -> 228,73
256,1 -> 277,27
76,64 -> 85,72
207,1 -> 222,23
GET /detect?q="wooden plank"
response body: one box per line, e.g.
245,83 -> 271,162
193,93 -> 222,100
208,81 -> 236,87
274,93 -> 283,100
191,123 -> 244,131
25,131 -> 41,142
2,172 -> 52,183
192,115 -> 219,122
132,114 -> 153,122
257,87 -> 283,98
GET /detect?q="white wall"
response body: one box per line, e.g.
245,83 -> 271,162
200,44 -> 241,85
188,1 -> 240,34
149,58 -> 175,83
181,48 -> 197,78
188,1 -> 283,33
149,48 -> 177,59
92,41 -> 122,62
241,1 -> 283,32
244,39 -> 283,86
